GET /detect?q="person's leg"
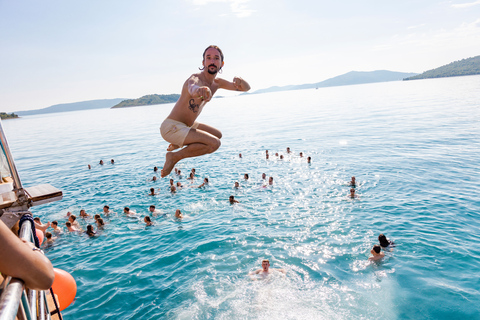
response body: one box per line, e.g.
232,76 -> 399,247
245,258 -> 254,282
165,123 -> 221,151
196,123 -> 222,139
161,128 -> 221,177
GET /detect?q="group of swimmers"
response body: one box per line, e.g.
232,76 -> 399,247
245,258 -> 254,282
53,147 -> 390,269
87,159 -> 115,169
369,234 -> 395,261
32,202 -> 186,246
263,148 -> 312,164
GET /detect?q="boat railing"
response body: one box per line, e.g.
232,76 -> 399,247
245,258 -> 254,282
0,119 -> 26,202
0,120 -> 63,319
0,217 -> 54,320
0,120 -> 62,215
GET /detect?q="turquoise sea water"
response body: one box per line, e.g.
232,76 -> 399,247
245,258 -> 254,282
3,75 -> 480,319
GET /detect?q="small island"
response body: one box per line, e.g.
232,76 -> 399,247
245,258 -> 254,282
404,55 -> 480,81
112,94 -> 180,108
0,112 -> 19,120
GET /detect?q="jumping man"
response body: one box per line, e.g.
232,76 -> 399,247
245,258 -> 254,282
160,45 -> 251,177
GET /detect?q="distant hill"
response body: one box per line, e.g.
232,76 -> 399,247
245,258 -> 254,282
250,70 -> 418,95
16,98 -> 125,116
0,112 -> 19,120
404,55 -> 480,80
112,94 -> 180,108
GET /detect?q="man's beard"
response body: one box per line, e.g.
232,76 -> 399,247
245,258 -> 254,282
207,64 -> 218,75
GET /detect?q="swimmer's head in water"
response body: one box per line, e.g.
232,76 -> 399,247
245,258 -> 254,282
175,209 -> 182,218
372,245 -> 381,254
262,259 -> 270,271
378,234 -> 389,247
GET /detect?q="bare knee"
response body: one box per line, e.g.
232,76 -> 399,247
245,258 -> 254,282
208,138 -> 221,153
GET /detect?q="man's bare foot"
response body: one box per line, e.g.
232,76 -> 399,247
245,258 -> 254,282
167,144 -> 180,151
161,152 -> 177,177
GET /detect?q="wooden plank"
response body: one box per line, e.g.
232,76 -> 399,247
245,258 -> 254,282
24,184 -> 62,203
0,184 -> 62,209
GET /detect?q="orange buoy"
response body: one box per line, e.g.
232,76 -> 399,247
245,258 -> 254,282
36,229 -> 44,245
51,268 -> 77,311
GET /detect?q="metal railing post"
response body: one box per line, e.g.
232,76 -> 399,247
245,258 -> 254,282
0,119 -> 24,191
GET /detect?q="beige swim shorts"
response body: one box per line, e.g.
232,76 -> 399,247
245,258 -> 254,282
160,118 -> 199,147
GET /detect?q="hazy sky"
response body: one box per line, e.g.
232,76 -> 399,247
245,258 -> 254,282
1,0 -> 479,112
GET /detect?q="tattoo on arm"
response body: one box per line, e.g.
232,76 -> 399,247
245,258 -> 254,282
189,99 -> 199,113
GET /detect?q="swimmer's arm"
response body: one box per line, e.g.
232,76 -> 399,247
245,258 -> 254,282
276,268 -> 287,274
248,269 -> 262,275
34,222 -> 50,232
0,221 -> 55,290
217,77 -> 251,92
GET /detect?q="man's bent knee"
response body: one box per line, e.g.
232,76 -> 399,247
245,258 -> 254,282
208,138 -> 221,153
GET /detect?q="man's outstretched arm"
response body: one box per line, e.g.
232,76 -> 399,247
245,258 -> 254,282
218,77 -> 251,92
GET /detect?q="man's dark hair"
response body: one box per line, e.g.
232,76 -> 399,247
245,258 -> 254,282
373,245 -> 381,254
200,45 -> 224,71
203,45 -> 224,62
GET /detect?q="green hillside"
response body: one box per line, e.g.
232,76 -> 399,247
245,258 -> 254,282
404,55 -> 480,80
112,94 -> 180,108
0,112 -> 19,120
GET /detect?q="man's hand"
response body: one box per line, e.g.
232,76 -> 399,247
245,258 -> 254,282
195,86 -> 212,102
233,77 -> 250,91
